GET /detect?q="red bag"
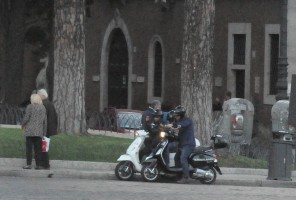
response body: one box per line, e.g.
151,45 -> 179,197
42,137 -> 50,152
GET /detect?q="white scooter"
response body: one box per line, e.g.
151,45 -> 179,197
115,129 -> 149,180
115,129 -> 200,181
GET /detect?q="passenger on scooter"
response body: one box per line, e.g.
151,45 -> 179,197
139,109 -> 164,162
141,100 -> 161,131
167,105 -> 196,184
164,110 -> 179,165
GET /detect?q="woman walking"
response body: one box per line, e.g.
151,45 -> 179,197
21,94 -> 47,169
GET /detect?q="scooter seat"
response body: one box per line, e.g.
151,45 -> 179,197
193,146 -> 212,154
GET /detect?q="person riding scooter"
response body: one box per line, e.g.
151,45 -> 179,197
139,109 -> 164,161
168,105 -> 196,184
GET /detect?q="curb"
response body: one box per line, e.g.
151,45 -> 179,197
0,158 -> 117,170
0,158 -> 296,188
1,159 -> 295,177
215,178 -> 296,188
0,124 -> 21,129
0,167 -> 116,180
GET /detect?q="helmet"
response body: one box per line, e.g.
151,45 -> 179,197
167,110 -> 175,123
153,109 -> 163,117
174,105 -> 186,117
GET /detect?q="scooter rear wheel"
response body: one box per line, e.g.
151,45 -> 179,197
141,164 -> 160,182
115,161 -> 134,181
199,167 -> 216,184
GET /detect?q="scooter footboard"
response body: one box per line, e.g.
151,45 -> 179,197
142,158 -> 157,164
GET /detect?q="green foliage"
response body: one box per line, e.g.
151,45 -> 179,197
0,128 -> 131,162
219,154 -> 268,169
0,128 -> 26,158
0,128 -> 295,170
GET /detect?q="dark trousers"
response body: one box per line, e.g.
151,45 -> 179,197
41,136 -> 50,168
139,137 -> 159,162
139,141 -> 154,162
25,137 -> 42,166
174,145 -> 195,178
41,152 -> 50,168
165,141 -> 178,165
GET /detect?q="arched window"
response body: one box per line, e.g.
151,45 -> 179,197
153,42 -> 162,97
147,36 -> 164,102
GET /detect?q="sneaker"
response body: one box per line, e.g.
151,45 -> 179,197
22,165 -> 32,169
177,177 -> 189,184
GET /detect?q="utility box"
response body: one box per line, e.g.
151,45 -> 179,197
271,100 -> 290,134
268,100 -> 294,181
267,139 -> 293,181
222,98 -> 254,145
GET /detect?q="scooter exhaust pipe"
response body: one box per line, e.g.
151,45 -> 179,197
192,168 -> 214,179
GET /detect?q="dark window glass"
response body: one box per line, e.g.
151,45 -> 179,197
236,70 -> 245,98
269,34 -> 279,95
233,34 -> 246,65
108,29 -> 128,108
154,42 -> 162,97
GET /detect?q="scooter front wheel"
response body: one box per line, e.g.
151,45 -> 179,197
115,161 -> 134,181
141,164 -> 160,182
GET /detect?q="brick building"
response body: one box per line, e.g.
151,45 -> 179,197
1,0 -> 293,140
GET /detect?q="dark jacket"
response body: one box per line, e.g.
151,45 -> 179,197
145,121 -> 162,149
141,107 -> 156,131
42,99 -> 58,137
176,117 -> 196,147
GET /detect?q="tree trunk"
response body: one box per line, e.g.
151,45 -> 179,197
53,0 -> 86,134
181,0 -> 215,145
5,0 -> 26,105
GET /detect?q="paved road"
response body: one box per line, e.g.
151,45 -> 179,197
1,176 -> 296,200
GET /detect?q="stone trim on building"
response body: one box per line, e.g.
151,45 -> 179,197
287,0 -> 296,97
264,24 -> 280,105
99,9 -> 133,111
227,23 -> 251,100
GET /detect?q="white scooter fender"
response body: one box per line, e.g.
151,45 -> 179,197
117,130 -> 149,172
117,154 -> 142,172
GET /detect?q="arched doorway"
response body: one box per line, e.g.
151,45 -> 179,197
108,28 -> 128,108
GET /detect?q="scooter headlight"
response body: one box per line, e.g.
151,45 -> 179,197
160,131 -> 166,138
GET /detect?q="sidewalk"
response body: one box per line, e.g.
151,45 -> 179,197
0,158 -> 295,188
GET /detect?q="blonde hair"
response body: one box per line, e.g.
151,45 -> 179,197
30,94 -> 43,105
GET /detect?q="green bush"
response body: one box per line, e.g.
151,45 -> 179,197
219,154 -> 267,169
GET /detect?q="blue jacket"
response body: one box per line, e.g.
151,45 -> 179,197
176,117 -> 196,147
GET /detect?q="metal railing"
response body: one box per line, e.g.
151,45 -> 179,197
86,111 -> 142,133
0,104 -> 142,134
0,104 -> 25,125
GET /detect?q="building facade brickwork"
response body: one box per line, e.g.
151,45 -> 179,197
1,0 -> 288,140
